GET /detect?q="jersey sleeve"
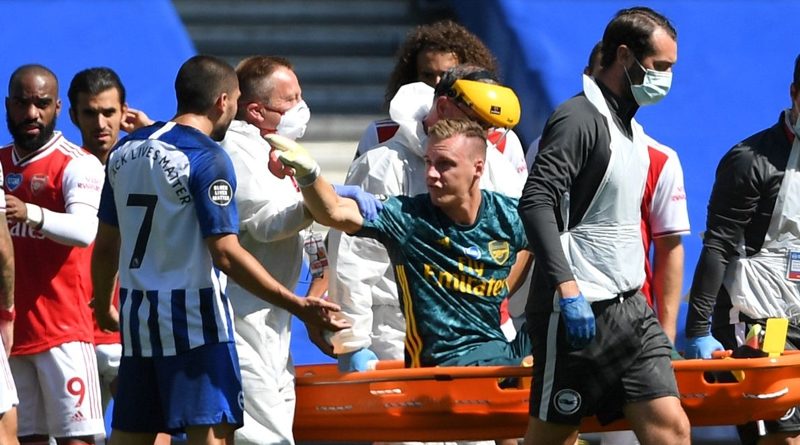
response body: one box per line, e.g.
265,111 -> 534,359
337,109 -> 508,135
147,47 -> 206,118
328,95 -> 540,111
97,173 -> 118,227
62,154 -> 104,211
495,129 -> 528,181
354,196 -> 409,247
649,150 -> 690,238
188,149 -> 239,238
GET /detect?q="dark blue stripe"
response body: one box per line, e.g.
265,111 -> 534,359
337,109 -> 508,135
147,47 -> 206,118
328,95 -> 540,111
215,268 -> 234,339
199,287 -> 219,345
218,282 -> 234,340
128,290 -> 144,357
146,290 -> 162,356
171,289 -> 189,354
119,288 -> 128,356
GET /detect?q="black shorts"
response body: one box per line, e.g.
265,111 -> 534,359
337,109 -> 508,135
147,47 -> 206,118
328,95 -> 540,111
527,292 -> 677,425
713,319 -> 800,444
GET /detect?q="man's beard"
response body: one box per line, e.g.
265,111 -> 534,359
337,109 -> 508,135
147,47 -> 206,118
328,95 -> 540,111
7,115 -> 56,152
210,116 -> 233,142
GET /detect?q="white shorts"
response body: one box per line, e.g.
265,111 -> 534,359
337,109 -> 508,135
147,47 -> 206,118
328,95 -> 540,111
0,348 -> 17,414
95,343 -> 121,411
10,341 -> 104,437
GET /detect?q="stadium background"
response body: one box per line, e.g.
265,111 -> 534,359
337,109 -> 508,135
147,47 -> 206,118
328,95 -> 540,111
1,1 -> 797,442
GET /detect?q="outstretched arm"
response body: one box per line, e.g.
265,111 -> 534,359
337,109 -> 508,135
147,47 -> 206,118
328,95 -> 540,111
265,134 -> 366,234
206,233 -> 349,332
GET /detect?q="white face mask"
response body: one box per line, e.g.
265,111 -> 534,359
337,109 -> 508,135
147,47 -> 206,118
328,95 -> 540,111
275,100 -> 310,140
625,58 -> 672,106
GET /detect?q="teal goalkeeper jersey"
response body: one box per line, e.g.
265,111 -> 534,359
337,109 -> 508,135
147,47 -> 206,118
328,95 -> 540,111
356,190 -> 528,367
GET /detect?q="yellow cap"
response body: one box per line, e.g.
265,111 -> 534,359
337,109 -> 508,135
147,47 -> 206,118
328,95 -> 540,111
452,79 -> 521,129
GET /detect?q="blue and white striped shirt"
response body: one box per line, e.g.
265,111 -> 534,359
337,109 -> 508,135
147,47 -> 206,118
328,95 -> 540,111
98,121 -> 238,357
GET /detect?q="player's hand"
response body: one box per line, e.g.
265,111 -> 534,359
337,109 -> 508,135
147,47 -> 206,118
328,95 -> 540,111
4,195 -> 28,223
559,293 -> 595,349
333,185 -> 383,221
121,108 -> 154,133
297,296 -> 351,331
306,324 -> 336,358
338,348 -> 378,372
264,134 -> 320,186
685,334 -> 725,359
96,305 -> 120,333
0,318 -> 13,356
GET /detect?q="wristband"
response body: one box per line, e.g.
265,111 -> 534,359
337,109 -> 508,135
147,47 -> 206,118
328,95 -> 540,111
0,308 -> 15,321
296,164 -> 320,188
24,203 -> 44,229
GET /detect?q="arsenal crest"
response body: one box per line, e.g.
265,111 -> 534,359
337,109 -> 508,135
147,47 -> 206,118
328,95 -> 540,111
488,240 -> 510,265
31,174 -> 48,195
5,173 -> 22,191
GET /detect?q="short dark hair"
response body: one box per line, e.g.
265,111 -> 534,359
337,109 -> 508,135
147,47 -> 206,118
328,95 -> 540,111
175,55 -> 237,114
600,7 -> 676,69
8,64 -> 58,94
68,67 -> 126,107
794,54 -> 800,87
235,55 -> 293,103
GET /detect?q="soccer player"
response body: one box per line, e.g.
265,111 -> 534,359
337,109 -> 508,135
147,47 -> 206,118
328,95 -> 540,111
67,67 -> 127,421
67,67 -> 170,445
91,55 -> 347,445
2,64 -> 105,445
325,66 -> 529,372
267,119 -> 532,368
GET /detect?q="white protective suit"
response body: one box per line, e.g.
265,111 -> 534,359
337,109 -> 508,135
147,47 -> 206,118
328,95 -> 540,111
328,82 -> 526,358
220,120 -> 314,445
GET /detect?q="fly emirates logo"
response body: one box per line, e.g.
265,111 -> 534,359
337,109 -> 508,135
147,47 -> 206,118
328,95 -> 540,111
422,256 -> 507,297
8,221 -> 44,239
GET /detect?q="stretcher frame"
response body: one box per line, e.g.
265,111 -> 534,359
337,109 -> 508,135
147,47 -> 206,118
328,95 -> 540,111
293,352 -> 800,442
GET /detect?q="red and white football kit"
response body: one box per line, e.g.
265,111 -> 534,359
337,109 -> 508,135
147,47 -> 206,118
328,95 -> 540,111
640,136 -> 690,306
0,132 -> 104,437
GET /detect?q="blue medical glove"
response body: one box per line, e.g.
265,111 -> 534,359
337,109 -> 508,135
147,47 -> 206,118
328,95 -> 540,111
685,334 -> 724,359
559,294 -> 595,349
337,348 -> 379,372
333,184 -> 383,221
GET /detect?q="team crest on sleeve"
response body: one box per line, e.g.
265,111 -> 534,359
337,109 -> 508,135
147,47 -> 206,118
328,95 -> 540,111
208,179 -> 233,206
5,173 -> 22,191
488,240 -> 510,265
31,174 -> 48,195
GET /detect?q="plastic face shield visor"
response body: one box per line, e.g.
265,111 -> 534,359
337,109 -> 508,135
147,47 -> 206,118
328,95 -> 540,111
451,79 -> 521,129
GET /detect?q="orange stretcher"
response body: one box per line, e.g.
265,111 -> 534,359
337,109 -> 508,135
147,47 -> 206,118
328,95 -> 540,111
293,352 -> 800,442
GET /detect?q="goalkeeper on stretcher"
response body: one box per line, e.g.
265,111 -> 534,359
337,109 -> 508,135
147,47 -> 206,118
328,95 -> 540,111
266,118 -> 533,369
